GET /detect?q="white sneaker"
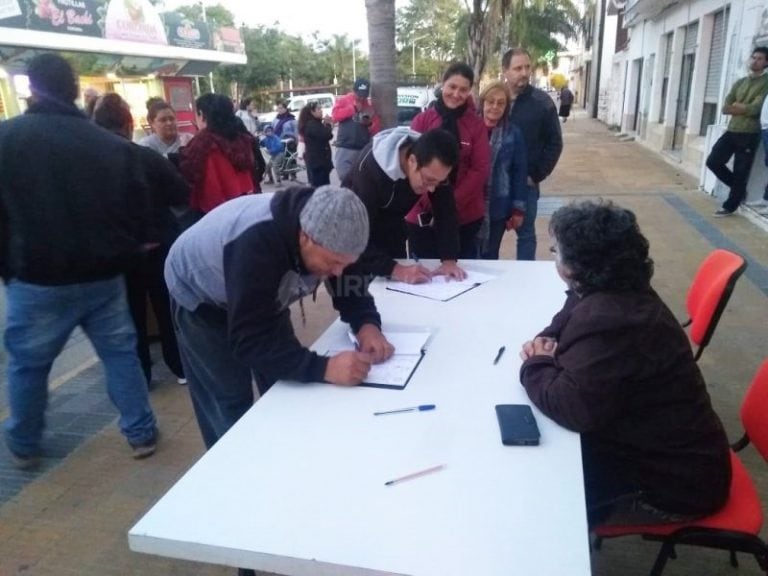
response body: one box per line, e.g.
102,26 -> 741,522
177,377 -> 187,385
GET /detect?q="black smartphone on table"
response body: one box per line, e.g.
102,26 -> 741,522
495,404 -> 541,446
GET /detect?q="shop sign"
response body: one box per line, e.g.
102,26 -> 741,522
163,12 -> 210,50
212,26 -> 244,54
104,0 -> 167,45
1,0 -> 103,36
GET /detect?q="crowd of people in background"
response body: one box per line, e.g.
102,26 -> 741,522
0,47 -> 741,548
0,50 -> 565,469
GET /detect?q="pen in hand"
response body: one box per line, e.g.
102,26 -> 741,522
493,346 -> 506,365
374,404 -> 436,416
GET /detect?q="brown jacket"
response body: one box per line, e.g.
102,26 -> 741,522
520,289 -> 731,516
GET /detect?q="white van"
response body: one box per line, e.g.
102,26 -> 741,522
397,86 -> 435,125
257,93 -> 336,127
286,93 -> 335,118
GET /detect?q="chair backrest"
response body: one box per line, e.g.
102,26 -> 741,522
685,249 -> 747,359
741,360 -> 768,462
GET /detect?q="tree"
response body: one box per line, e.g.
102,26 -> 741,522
366,0 -> 397,128
463,0 -> 510,85
172,3 -> 234,27
396,0 -> 462,79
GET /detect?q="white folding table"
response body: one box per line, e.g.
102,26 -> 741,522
129,261 -> 591,576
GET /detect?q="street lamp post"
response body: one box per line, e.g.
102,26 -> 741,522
199,1 -> 215,93
411,34 -> 427,77
352,39 -> 359,81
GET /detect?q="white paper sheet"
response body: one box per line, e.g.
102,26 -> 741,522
385,270 -> 496,302
330,330 -> 431,388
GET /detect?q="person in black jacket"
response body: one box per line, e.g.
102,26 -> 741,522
297,101 -> 333,186
0,54 -> 158,467
502,48 -> 563,260
520,201 -> 731,526
165,185 -> 393,448
341,127 -> 464,284
92,92 -> 189,387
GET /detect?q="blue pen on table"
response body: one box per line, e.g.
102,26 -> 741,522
373,404 -> 436,416
493,346 -> 506,365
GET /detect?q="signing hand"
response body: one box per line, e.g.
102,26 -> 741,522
432,260 -> 467,281
325,351 -> 372,386
356,324 -> 395,363
391,263 -> 432,284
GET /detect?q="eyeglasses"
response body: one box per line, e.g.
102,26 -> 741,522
417,166 -> 447,189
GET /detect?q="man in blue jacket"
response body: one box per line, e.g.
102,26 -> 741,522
165,186 -> 393,448
503,48 -> 563,260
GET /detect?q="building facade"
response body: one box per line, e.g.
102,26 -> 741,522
588,0 -> 768,204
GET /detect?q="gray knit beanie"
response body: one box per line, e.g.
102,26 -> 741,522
299,185 -> 370,255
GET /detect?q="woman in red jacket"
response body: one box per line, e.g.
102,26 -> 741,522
407,62 -> 491,259
180,93 -> 256,223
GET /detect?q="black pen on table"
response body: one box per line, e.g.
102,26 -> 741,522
493,346 -> 506,365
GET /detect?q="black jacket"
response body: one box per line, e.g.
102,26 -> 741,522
520,290 -> 731,517
342,143 -> 459,276
508,85 -> 563,184
133,143 -> 189,246
0,100 -> 151,284
302,117 -> 333,170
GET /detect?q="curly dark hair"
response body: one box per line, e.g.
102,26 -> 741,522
549,200 -> 654,294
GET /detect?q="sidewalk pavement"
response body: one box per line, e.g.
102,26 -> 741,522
1,109 -> 767,576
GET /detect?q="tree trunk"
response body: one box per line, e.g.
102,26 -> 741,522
466,0 -> 496,89
365,0 -> 397,128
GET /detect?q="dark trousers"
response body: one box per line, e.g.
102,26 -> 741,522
407,219 -> 483,261
125,246 -> 184,383
482,219 -> 508,260
307,165 -> 331,187
171,300 -> 256,449
706,131 -> 760,212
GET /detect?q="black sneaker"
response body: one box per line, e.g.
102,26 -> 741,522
130,427 -> 159,460
7,446 -> 40,470
713,209 -> 735,217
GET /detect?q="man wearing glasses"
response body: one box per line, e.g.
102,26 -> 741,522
341,127 -> 465,284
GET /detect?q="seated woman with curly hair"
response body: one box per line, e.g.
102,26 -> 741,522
519,200 -> 731,527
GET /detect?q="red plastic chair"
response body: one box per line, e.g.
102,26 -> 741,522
593,360 -> 768,575
683,249 -> 747,361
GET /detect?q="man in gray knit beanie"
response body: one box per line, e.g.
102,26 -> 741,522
300,185 -> 369,255
165,185 -> 393,450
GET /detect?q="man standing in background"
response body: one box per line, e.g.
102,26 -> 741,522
0,54 -> 158,468
332,77 -> 381,182
502,48 -> 563,261
707,46 -> 768,217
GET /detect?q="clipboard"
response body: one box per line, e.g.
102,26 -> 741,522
385,283 -> 481,302
327,330 -> 430,390
359,350 -> 426,390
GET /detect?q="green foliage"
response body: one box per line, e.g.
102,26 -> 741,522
506,0 -> 581,68
174,2 -> 234,27
396,0 -> 463,79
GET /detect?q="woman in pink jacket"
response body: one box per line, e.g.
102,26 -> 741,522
407,62 -> 491,259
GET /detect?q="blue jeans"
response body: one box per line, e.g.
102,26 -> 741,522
514,184 -> 539,261
3,277 -> 156,457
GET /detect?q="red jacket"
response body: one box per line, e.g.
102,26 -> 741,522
189,148 -> 253,213
181,131 -> 255,214
407,100 -> 490,225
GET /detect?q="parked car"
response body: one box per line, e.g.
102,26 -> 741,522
397,86 -> 436,126
257,93 -> 336,128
